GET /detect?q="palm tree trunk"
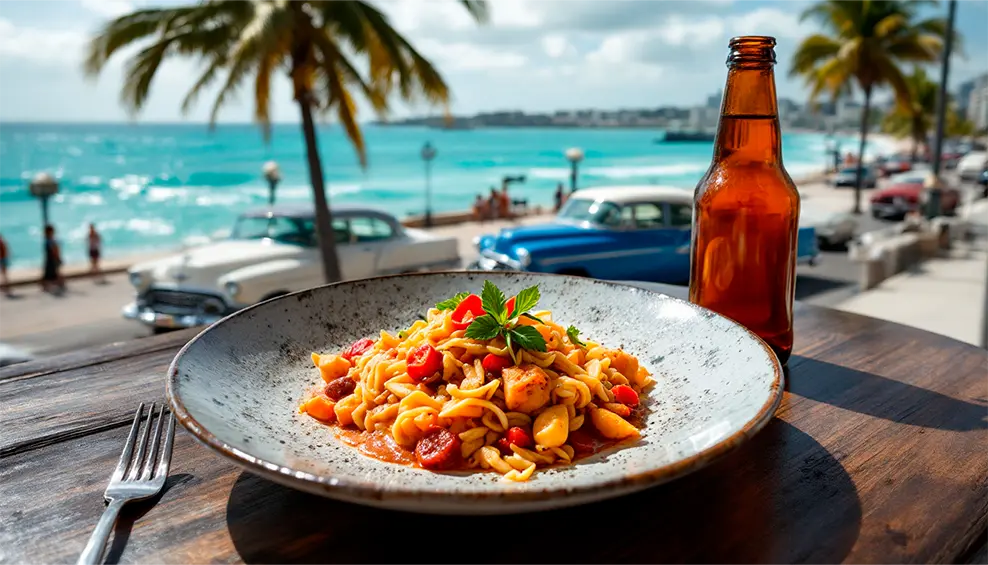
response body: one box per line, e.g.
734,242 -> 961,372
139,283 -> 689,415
853,87 -> 873,215
297,93 -> 343,283
910,137 -> 919,163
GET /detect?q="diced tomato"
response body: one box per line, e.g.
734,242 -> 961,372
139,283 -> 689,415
505,296 -> 516,317
495,437 -> 512,455
482,353 -> 513,374
342,338 -> 374,361
407,344 -> 443,383
505,426 -> 533,449
611,385 -> 640,406
452,294 -> 484,330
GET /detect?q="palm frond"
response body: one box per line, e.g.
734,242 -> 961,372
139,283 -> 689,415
322,61 -> 367,167
789,34 -> 841,76
458,0 -> 489,24
311,29 -> 387,113
85,7 -> 186,75
181,56 -> 227,115
120,41 -> 170,114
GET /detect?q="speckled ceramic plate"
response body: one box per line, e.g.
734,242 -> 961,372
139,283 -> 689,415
167,272 -> 783,514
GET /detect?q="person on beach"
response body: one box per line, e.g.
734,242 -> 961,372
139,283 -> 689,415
0,234 -> 11,297
472,194 -> 489,222
554,183 -> 565,212
488,188 -> 500,220
41,225 -> 65,294
87,223 -> 105,283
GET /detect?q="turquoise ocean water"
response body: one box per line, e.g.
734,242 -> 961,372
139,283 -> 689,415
0,123 -> 884,269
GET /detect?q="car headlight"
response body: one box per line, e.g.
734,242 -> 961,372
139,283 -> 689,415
128,271 -> 145,288
514,248 -> 531,267
224,281 -> 241,300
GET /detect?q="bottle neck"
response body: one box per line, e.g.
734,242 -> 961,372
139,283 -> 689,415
713,65 -> 782,164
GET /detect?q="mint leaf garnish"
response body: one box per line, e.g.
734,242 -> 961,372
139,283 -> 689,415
436,292 -> 469,311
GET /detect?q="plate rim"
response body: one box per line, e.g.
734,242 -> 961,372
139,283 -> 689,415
166,271 -> 784,506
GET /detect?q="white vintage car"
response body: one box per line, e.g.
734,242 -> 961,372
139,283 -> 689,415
123,204 -> 460,331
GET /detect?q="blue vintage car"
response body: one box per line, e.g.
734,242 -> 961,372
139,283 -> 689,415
470,185 -> 819,284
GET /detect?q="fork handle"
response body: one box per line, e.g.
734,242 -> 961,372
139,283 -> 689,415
77,499 -> 125,565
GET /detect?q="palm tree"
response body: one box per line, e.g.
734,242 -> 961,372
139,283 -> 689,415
882,67 -> 938,162
791,0 -> 952,214
85,0 -> 488,283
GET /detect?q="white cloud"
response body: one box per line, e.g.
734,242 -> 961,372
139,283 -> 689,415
0,18 -> 86,66
657,16 -> 726,47
416,39 -> 527,71
80,0 -> 134,18
541,34 -> 575,59
731,7 -> 814,39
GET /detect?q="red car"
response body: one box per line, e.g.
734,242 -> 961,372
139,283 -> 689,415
877,156 -> 913,177
870,179 -> 959,220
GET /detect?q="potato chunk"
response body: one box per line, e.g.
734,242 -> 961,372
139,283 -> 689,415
502,364 -> 551,413
312,353 -> 352,383
533,405 -> 570,447
591,407 -> 640,440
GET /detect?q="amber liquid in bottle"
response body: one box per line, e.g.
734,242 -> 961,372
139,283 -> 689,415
689,36 -> 800,366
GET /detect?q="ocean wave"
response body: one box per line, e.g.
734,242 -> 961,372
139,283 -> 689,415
98,217 -> 176,237
277,182 -> 362,199
186,171 -> 254,186
69,193 -> 106,206
78,175 -> 103,186
527,167 -> 570,180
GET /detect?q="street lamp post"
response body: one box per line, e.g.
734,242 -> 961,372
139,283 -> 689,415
421,142 -> 437,227
29,172 -> 59,228
928,0 -> 957,219
262,160 -> 281,206
565,147 -> 584,193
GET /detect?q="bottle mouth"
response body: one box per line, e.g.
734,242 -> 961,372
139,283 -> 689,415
727,35 -> 777,66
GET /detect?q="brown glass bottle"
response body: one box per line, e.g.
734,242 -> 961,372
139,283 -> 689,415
689,36 -> 800,366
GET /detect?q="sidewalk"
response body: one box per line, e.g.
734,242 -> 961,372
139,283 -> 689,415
832,242 -> 987,346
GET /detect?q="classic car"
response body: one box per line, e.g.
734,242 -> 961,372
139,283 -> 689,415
469,185 -> 819,284
123,204 -> 460,331
869,172 -> 959,220
801,206 -> 858,249
833,165 -> 878,188
958,151 -> 987,182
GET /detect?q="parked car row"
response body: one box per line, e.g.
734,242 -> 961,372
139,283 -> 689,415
869,170 -> 961,220
468,185 -> 821,283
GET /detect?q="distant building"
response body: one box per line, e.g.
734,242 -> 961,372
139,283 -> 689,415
970,81 -> 988,132
706,90 -> 722,110
837,99 -> 863,126
957,80 -> 976,116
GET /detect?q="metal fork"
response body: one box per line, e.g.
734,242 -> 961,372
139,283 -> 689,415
77,403 -> 175,565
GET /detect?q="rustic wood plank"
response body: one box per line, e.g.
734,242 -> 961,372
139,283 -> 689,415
0,346 -> 178,457
1,304 -> 985,563
0,328 -> 198,382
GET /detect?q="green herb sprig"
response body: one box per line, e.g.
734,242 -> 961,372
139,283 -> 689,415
463,281 -> 547,363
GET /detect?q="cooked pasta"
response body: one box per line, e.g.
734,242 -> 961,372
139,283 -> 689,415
300,282 -> 654,481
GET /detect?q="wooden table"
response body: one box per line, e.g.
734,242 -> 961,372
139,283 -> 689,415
2,283 -> 986,564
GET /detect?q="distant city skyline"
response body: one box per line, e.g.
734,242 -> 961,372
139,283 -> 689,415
1,0 -> 986,124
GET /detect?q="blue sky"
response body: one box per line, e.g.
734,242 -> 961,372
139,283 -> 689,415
0,0 -> 985,123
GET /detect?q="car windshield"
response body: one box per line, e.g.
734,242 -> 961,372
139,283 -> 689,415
230,215 -> 316,246
557,198 -> 622,226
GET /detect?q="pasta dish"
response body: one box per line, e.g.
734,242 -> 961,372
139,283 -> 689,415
300,281 -> 653,481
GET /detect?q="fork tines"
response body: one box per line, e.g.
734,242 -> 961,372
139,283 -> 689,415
111,402 -> 175,488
